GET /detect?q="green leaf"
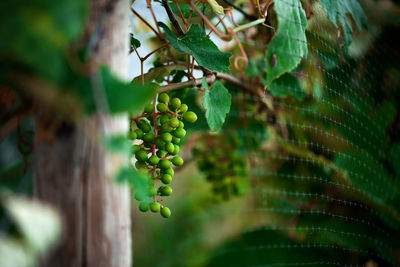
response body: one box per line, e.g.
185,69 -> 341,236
169,2 -> 210,19
265,0 -> 307,85
130,33 -> 141,48
100,67 -> 157,114
319,0 -> 367,52
268,73 -> 304,101
158,22 -> 231,72
245,59 -> 260,77
203,80 -> 231,131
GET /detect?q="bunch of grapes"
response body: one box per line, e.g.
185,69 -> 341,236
129,92 -> 197,218
193,135 -> 248,202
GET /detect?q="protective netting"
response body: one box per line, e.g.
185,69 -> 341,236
131,1 -> 400,266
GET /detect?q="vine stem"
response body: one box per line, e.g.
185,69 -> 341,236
152,94 -> 158,202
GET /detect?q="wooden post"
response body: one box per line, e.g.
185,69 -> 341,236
33,0 -> 131,266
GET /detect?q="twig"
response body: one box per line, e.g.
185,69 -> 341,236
130,7 -> 163,40
221,0 -> 258,20
161,0 -> 185,36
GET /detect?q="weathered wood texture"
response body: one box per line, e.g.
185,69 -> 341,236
34,0 -> 131,266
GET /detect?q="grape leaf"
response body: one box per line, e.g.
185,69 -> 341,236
158,22 -> 231,72
319,0 -> 367,52
130,33 -> 141,48
203,80 -> 231,131
265,0 -> 307,86
268,73 -> 304,101
100,67 -> 157,114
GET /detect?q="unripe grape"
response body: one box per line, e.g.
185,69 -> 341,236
169,117 -> 180,128
180,104 -> 188,113
150,202 -> 161,213
159,159 -> 171,169
157,150 -> 167,158
131,145 -> 140,154
178,121 -> 184,128
183,111 -> 197,123
171,144 -> 180,155
160,114 -> 170,124
162,133 -> 173,142
157,103 -> 168,112
141,123 -> 151,133
139,201 -> 150,212
170,97 -> 181,110
135,150 -> 148,162
143,133 -> 155,143
164,167 -> 174,177
148,187 -> 157,196
161,124 -> 173,132
166,142 -> 175,154
172,156 -> 184,166
161,174 -> 172,184
174,128 -> 186,138
135,129 -> 144,139
158,93 -> 169,104
155,138 -> 165,149
159,186 -> 173,196
148,155 -> 159,166
135,161 -> 147,170
160,206 -> 171,218
129,131 -> 137,140
144,103 -> 154,113
172,137 -> 181,144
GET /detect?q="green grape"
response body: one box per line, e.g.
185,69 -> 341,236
131,145 -> 140,154
135,161 -> 147,170
135,191 -> 145,201
165,142 -> 175,154
155,138 -> 165,149
159,186 -> 173,196
180,104 -> 188,113
139,201 -> 150,212
160,114 -> 170,124
178,121 -> 184,128
161,124 -> 173,132
159,159 -> 171,169
148,187 -> 157,196
157,150 -> 167,158
172,156 -> 183,166
170,97 -> 181,110
183,111 -> 197,123
171,144 -> 180,155
158,93 -> 169,104
141,123 -> 151,133
157,103 -> 168,112
135,150 -> 148,162
164,167 -> 174,177
148,155 -> 159,165
162,133 -> 173,142
174,128 -> 186,138
172,137 -> 181,144
160,206 -> 171,218
129,131 -> 137,140
169,117 -> 180,128
135,129 -> 144,139
143,133 -> 155,143
144,103 -> 154,113
150,202 -> 161,213
161,174 -> 172,184
143,142 -> 152,149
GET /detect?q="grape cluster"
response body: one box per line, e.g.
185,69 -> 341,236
193,135 -> 248,202
129,92 -> 197,218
